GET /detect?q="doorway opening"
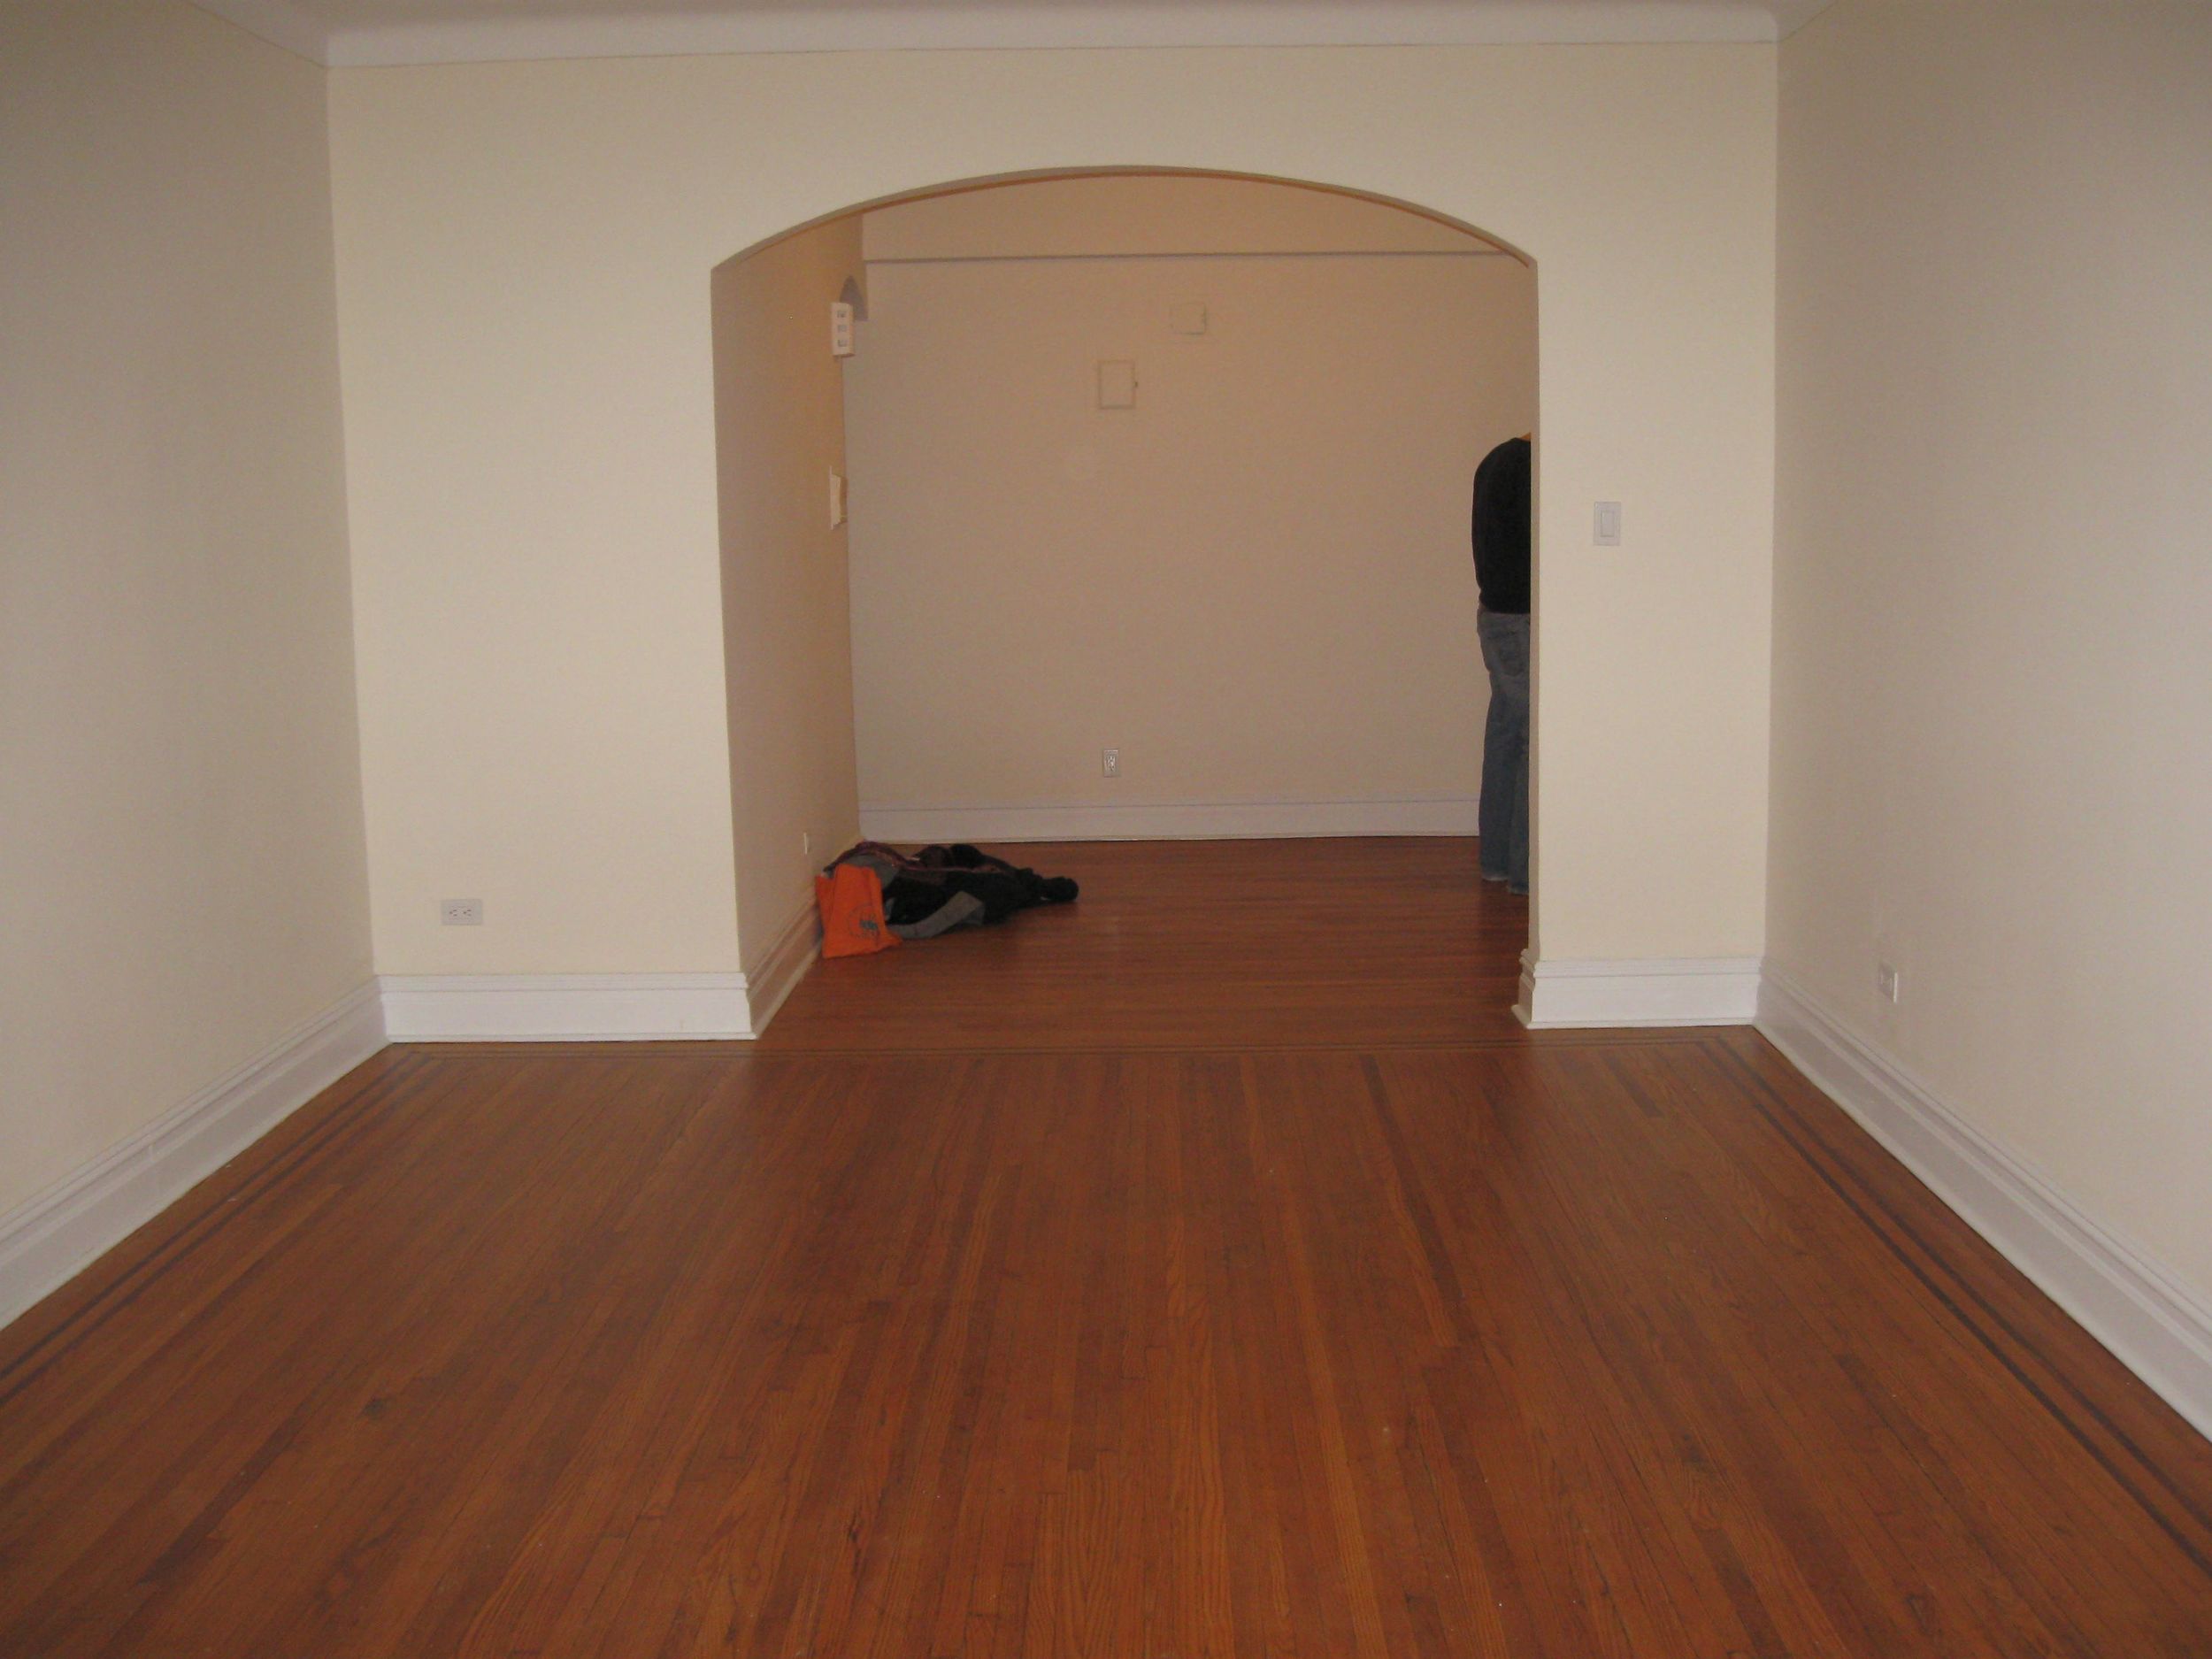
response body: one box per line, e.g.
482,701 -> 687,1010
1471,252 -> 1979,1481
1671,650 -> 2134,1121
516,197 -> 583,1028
710,169 -> 1538,1032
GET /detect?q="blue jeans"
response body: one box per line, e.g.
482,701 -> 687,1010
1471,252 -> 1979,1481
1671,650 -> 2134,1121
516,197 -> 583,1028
1477,607 -> 1530,893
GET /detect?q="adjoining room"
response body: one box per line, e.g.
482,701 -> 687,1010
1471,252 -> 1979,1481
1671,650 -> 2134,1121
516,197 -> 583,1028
711,170 -> 1538,1028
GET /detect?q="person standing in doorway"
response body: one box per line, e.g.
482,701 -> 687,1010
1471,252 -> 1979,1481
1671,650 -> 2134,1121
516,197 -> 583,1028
1472,434 -> 1532,895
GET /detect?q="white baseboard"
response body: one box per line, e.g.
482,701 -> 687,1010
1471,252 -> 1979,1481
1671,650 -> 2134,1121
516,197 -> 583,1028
858,795 -> 1479,843
1758,964 -> 2212,1443
0,979 -> 388,1330
380,972 -> 752,1041
741,899 -> 820,1036
1516,953 -> 1762,1028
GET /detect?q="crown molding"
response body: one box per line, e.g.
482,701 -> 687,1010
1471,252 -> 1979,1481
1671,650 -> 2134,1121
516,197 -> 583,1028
193,0 -> 1831,70
191,0 -> 333,61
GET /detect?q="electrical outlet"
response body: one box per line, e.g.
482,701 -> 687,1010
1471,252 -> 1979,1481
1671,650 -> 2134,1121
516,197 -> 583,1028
1102,748 -> 1121,779
1876,962 -> 1901,1004
441,898 -> 483,926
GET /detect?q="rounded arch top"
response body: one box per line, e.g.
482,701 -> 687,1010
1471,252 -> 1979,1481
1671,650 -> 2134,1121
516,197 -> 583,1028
711,165 -> 1534,275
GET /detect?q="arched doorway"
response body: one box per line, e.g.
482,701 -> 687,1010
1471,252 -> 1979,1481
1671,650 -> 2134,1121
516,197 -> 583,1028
710,168 -> 1538,1031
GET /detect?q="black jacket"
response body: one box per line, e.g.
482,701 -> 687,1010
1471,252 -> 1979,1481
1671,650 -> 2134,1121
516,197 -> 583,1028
1471,436 -> 1532,615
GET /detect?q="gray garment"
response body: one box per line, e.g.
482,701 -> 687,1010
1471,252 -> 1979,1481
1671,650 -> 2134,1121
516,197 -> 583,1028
889,889 -> 985,940
834,847 -> 904,885
1477,606 -> 1530,893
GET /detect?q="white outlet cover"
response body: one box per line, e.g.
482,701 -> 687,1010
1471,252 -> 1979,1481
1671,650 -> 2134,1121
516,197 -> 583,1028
441,898 -> 483,926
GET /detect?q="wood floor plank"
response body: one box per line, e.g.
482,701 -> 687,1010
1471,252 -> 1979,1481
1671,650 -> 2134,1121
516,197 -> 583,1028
4,840 -> 2210,1655
755,839 -> 1532,1054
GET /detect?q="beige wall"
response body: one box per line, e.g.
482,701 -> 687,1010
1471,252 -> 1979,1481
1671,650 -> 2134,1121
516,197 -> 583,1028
713,219 -> 865,968
1772,4 -> 2212,1295
860,172 -> 1494,260
329,42 -> 1775,970
845,176 -> 1533,828
0,0 -> 372,1215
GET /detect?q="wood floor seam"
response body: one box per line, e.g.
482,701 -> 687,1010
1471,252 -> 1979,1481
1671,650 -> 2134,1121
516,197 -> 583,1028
6,841 -> 2209,1655
1713,1038 -> 2212,1582
0,1050 -> 426,1405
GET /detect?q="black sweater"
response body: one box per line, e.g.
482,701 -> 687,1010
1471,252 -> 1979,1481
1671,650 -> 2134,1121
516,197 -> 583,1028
1471,436 -> 1532,615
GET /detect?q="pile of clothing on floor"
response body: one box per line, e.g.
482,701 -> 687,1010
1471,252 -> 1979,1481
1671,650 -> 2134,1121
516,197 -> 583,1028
815,841 -> 1079,957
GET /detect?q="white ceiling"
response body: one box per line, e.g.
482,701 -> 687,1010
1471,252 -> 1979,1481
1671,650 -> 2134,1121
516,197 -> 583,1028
197,0 -> 1834,67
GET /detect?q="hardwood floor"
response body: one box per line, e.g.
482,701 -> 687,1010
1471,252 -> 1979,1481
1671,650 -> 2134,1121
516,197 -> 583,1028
756,838 -> 1535,1052
4,839 -> 2210,1655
